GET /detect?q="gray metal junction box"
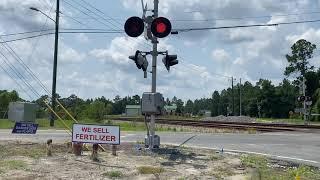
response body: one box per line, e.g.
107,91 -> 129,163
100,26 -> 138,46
8,102 -> 36,122
141,92 -> 164,115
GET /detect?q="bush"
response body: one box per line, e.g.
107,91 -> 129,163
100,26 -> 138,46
103,171 -> 123,178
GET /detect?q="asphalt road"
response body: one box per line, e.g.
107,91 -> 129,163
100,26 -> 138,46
1,129 -> 320,167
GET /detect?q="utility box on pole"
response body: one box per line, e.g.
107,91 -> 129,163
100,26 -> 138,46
141,92 -> 164,115
8,102 -> 36,122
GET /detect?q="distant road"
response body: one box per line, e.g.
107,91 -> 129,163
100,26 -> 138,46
0,129 -> 319,167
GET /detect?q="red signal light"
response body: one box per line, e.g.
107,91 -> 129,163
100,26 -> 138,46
156,22 -> 167,33
124,16 -> 144,37
151,17 -> 172,38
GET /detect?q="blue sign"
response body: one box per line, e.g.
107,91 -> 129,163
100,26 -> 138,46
12,122 -> 38,134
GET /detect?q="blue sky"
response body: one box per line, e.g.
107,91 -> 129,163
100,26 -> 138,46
0,0 -> 320,101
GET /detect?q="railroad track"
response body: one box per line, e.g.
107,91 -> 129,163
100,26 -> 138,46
113,117 -> 320,132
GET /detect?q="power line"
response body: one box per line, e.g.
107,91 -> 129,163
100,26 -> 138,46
72,0 -> 152,49
174,19 -> 320,32
27,0 -> 55,76
59,31 -> 123,34
75,0 -> 242,82
0,33 -> 54,43
0,48 -> 41,99
0,36 -> 51,96
59,12 -> 89,27
174,11 -> 320,22
0,31 -> 127,43
61,0 -> 149,52
0,60 -> 34,100
0,29 -> 54,37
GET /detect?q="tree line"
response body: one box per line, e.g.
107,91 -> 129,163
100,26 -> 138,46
0,39 -> 319,121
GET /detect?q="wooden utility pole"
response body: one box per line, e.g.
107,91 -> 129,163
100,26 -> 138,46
50,0 -> 60,127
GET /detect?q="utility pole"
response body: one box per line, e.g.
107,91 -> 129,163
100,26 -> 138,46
50,0 -> 60,127
239,78 -> 242,116
302,77 -> 307,125
231,77 -> 235,116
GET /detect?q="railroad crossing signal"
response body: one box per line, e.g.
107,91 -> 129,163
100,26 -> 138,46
124,16 -> 144,37
124,16 -> 172,38
297,96 -> 312,102
162,54 -> 178,71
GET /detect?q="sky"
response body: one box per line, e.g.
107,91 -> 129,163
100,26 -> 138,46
0,0 -> 320,101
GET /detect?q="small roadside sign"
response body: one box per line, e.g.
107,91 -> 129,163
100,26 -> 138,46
72,124 -> 120,145
12,122 -> 38,134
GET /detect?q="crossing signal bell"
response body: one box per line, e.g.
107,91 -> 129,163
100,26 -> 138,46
129,50 -> 148,71
162,54 -> 178,71
151,17 -> 172,38
124,16 -> 144,37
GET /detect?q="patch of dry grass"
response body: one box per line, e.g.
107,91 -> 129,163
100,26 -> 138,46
137,166 -> 164,174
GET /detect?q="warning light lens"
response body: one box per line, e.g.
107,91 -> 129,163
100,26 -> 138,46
156,22 -> 167,33
124,16 -> 144,37
151,17 -> 172,38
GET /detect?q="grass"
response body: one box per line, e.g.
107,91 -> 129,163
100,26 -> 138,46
240,155 -> 320,180
209,154 -> 224,161
0,118 -> 182,132
209,166 -> 235,179
0,160 -> 27,170
256,118 -> 304,124
0,143 -> 68,159
137,166 -> 164,174
0,119 -> 14,129
102,171 -> 123,178
0,143 -> 45,159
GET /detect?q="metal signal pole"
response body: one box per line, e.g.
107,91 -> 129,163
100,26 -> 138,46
239,78 -> 242,116
231,77 -> 235,116
50,0 -> 60,127
149,0 -> 159,148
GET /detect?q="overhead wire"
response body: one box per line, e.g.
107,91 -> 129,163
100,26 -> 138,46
0,29 -> 54,37
171,11 -> 320,22
72,0 -> 152,49
0,0 -> 55,101
0,36 -> 52,97
0,48 -> 41,99
0,60 -> 34,100
173,19 -> 320,32
61,0 -> 149,53
0,33 -> 54,43
26,0 -> 55,81
74,0 -> 242,80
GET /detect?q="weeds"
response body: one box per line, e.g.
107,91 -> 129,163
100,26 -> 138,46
0,160 -> 27,170
103,171 -> 123,178
241,155 -> 320,180
137,166 -> 164,174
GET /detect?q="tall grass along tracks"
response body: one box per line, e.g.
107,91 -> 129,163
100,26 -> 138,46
113,117 -> 320,132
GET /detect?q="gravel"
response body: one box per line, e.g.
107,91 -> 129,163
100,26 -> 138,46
201,115 -> 257,123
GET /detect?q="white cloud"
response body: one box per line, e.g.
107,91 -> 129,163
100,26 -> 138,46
75,33 -> 89,43
59,46 -> 87,64
2,0 -> 320,101
211,49 -> 230,62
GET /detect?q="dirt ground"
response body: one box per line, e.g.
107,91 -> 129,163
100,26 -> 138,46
0,141 -> 319,180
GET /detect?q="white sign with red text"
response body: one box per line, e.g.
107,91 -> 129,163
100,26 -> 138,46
72,124 -> 120,145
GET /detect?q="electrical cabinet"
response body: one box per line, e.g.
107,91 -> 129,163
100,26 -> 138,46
141,92 -> 164,115
8,102 -> 36,122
